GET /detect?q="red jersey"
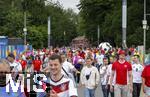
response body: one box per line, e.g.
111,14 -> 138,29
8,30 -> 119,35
142,65 -> 150,87
79,52 -> 85,59
32,60 -> 42,71
20,60 -> 27,70
112,61 -> 132,85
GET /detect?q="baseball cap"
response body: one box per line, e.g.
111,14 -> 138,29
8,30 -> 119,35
118,50 -> 126,55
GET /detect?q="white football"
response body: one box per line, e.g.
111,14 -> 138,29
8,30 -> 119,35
99,42 -> 112,53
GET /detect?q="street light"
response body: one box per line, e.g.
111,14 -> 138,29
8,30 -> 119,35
143,0 -> 147,64
97,25 -> 100,46
48,16 -> 51,48
122,0 -> 127,49
22,0 -> 27,46
23,27 -> 27,45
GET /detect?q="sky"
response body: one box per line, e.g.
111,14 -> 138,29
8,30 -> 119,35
49,0 -> 80,13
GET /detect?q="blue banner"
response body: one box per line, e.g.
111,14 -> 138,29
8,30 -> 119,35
0,45 -> 32,59
0,45 -> 7,58
0,36 -> 8,45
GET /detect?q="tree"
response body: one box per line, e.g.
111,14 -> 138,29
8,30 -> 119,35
0,0 -> 78,48
78,0 -> 150,49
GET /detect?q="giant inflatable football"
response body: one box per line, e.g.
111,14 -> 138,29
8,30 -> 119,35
99,42 -> 112,53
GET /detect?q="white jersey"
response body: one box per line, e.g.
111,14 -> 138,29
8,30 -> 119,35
106,64 -> 116,85
9,61 -> 22,72
132,63 -> 144,83
61,61 -> 76,84
96,54 -> 104,65
8,60 -> 22,81
100,65 -> 108,85
43,57 -> 49,69
37,75 -> 78,97
62,61 -> 74,75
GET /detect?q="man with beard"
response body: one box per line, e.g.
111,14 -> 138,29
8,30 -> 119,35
0,59 -> 26,97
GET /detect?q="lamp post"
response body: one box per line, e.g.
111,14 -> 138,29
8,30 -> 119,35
64,31 -> 66,46
122,0 -> 127,49
48,16 -> 51,48
143,0 -> 147,64
97,25 -> 100,46
22,0 -> 27,46
23,28 -> 27,45
23,11 -> 27,45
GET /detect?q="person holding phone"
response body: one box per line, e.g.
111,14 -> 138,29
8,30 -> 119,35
37,54 -> 78,97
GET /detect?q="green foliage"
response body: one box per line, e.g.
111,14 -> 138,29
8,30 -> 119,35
1,0 -> 150,49
0,0 -> 78,48
78,0 -> 150,49
27,25 -> 47,48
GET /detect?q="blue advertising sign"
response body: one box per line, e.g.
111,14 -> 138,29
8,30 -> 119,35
0,36 -> 8,45
0,45 -> 32,59
0,45 -> 7,58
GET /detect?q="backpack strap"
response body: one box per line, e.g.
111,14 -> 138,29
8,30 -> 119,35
62,67 -> 69,77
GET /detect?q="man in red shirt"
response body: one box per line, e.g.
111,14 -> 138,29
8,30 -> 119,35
32,55 -> 42,72
20,59 -> 27,72
17,56 -> 27,72
110,50 -> 133,97
142,65 -> 150,97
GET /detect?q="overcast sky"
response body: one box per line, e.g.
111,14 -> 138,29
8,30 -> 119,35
49,0 -> 80,13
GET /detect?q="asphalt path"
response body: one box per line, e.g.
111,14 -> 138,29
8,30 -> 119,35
77,84 -> 103,97
77,84 -> 146,97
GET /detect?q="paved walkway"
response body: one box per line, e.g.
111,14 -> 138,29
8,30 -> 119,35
77,84 -> 147,97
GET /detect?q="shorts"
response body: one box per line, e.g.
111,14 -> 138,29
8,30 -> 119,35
145,86 -> 150,96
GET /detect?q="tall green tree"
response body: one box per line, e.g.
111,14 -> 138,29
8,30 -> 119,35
78,0 -> 150,49
0,0 -> 78,48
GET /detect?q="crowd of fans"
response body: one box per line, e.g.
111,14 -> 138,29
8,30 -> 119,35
0,46 -> 150,97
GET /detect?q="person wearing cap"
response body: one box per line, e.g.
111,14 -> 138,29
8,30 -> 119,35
110,50 -> 133,97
